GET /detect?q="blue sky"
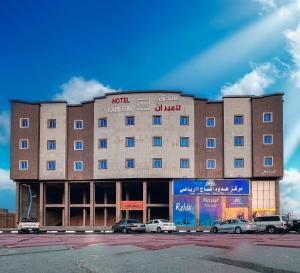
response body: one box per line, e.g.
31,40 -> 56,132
0,0 -> 300,214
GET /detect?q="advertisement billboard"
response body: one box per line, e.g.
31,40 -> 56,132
226,196 -> 249,208
173,195 -> 196,227
174,179 -> 250,195
199,196 -> 222,226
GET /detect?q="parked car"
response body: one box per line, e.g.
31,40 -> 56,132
146,219 -> 177,233
17,218 -> 40,234
287,219 -> 300,233
211,219 -> 258,234
253,215 -> 288,233
112,219 -> 146,233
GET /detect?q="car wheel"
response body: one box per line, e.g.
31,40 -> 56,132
168,231 -> 172,233
157,227 -> 162,233
235,227 -> 242,234
297,228 -> 300,233
126,228 -> 131,233
18,230 -> 21,234
212,227 -> 218,233
267,226 -> 277,234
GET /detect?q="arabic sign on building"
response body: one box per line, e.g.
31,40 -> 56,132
120,201 -> 144,211
199,196 -> 222,226
173,195 -> 196,227
226,196 -> 249,208
173,179 -> 250,195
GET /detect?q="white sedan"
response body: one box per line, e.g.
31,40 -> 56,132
146,219 -> 177,233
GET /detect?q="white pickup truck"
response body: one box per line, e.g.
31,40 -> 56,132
18,218 -> 40,234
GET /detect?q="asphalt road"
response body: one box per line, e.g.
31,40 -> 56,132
0,233 -> 300,273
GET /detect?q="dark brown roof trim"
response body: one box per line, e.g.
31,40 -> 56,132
223,92 -> 284,99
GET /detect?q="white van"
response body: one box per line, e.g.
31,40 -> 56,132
254,215 -> 288,233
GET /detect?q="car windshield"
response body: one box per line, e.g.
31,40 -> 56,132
127,220 -> 139,224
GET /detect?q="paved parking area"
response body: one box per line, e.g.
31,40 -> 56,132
0,233 -> 300,273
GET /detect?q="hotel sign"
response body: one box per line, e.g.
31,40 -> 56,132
173,179 -> 250,196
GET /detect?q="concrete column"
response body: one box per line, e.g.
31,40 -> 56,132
116,181 -> 121,222
90,181 -> 94,226
104,208 -> 107,226
16,183 -> 20,223
64,182 -> 69,226
143,181 -> 147,224
39,182 -> 44,226
83,208 -> 86,227
169,180 -> 173,222
147,207 -> 151,222
125,190 -> 129,218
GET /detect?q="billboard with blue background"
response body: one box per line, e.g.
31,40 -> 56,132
199,196 -> 222,226
173,195 -> 196,227
174,179 -> 250,196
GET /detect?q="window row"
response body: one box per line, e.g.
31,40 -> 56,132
18,112 -> 274,129
18,134 -> 274,150
18,156 -> 274,171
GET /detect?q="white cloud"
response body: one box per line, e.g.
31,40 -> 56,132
0,111 -> 10,144
281,168 -> 300,217
53,76 -> 118,104
0,169 -> 15,190
220,63 -> 277,96
285,22 -> 300,68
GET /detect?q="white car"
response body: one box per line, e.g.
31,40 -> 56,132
254,215 -> 288,233
146,219 -> 177,233
18,218 -> 40,234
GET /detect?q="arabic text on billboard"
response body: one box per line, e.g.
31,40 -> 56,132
174,179 -> 249,195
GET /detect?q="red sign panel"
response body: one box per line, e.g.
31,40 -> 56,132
120,201 -> 144,211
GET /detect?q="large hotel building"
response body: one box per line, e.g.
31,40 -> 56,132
10,91 -> 283,228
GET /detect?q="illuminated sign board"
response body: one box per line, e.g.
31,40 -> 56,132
173,179 -> 250,195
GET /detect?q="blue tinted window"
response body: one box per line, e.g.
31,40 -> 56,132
264,135 -> 273,144
47,140 -> 56,150
20,139 -> 28,149
264,157 -> 273,166
74,161 -> 83,171
180,137 -> 189,147
152,115 -> 161,125
74,140 -> 83,150
99,139 -> 107,148
47,161 -> 56,170
207,159 -> 216,169
207,138 -> 216,148
206,117 -> 215,127
99,118 -> 107,127
152,136 -> 162,147
180,116 -> 189,125
20,118 -> 29,128
126,159 -> 135,168
20,160 -> 28,170
48,119 -> 56,129
180,159 -> 189,168
234,115 -> 244,125
74,120 -> 83,129
126,116 -> 135,125
126,137 -> 135,147
263,113 -> 272,122
99,160 -> 107,169
234,158 -> 244,168
234,136 -> 244,146
153,158 -> 162,168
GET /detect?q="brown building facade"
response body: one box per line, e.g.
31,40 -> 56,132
10,91 -> 284,228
